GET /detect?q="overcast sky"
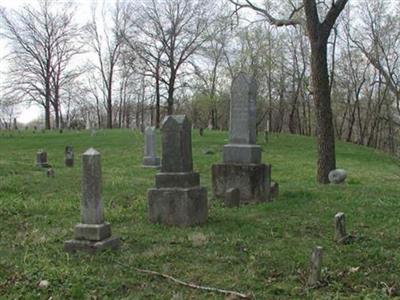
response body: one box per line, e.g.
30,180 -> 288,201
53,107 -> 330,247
0,0 -> 96,123
0,0 -> 390,124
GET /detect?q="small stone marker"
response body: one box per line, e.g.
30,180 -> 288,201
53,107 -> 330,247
47,168 -> 55,177
148,115 -> 208,226
307,246 -> 323,287
85,112 -> 91,130
335,212 -> 348,243
328,169 -> 347,184
142,127 -> 160,168
64,148 -> 120,253
65,145 -> 74,167
270,181 -> 279,199
224,188 -> 240,208
199,128 -> 204,136
36,150 -> 50,168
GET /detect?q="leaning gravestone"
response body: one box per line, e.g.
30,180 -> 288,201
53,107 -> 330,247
212,73 -> 272,203
36,150 -> 50,168
148,115 -> 208,226
142,127 -> 160,168
65,145 -> 74,167
64,148 -> 120,253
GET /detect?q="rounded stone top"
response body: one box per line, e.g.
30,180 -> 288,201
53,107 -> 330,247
162,115 -> 189,129
83,148 -> 100,156
145,126 -> 156,133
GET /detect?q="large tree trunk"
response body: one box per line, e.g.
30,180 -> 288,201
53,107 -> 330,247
310,41 -> 336,183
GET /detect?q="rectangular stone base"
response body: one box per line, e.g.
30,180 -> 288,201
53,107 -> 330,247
155,172 -> 199,188
64,236 -> 120,253
223,144 -> 261,164
143,156 -> 161,168
148,186 -> 208,226
74,222 -> 111,241
212,163 -> 271,203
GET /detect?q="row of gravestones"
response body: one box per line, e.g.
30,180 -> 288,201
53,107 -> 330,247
36,146 -> 74,168
62,73 -> 275,253
34,72 -> 346,254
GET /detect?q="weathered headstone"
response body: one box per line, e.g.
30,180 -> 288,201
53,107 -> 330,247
199,128 -> 204,136
64,148 -> 120,253
36,150 -> 50,168
142,127 -> 160,168
148,115 -> 208,226
270,181 -> 279,199
47,168 -> 55,177
85,112 -> 91,130
223,73 -> 260,163
212,73 -> 273,204
307,246 -> 323,287
65,145 -> 74,167
225,188 -> 240,208
328,169 -> 347,184
335,212 -> 348,243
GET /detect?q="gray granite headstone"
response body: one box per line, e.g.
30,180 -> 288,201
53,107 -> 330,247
148,115 -> 208,226
212,72 -> 272,204
143,127 -> 160,168
65,145 -> 74,167
223,73 -> 261,164
64,148 -> 119,253
161,115 -> 193,173
36,150 -> 49,167
86,112 -> 91,130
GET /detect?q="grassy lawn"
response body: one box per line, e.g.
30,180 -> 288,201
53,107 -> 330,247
1,129 -> 400,299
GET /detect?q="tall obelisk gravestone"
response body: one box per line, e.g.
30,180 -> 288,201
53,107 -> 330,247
64,148 -> 120,253
212,73 -> 271,203
148,115 -> 208,226
142,127 -> 160,168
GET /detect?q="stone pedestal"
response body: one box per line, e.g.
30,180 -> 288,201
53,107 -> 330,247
148,181 -> 207,226
223,144 -> 261,164
148,115 -> 208,226
143,156 -> 161,168
212,163 -> 271,203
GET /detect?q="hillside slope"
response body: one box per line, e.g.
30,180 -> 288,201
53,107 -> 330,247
0,129 -> 399,299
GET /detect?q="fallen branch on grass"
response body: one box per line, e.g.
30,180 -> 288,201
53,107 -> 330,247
116,262 -> 251,299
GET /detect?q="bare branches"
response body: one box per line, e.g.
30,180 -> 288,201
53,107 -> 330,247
322,0 -> 348,37
228,0 -> 302,27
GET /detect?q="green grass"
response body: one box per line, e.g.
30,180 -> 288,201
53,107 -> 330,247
1,129 -> 400,299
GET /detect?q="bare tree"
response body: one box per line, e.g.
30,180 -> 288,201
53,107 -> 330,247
229,0 -> 348,183
0,0 -> 80,129
84,0 -> 127,129
130,0 -> 220,115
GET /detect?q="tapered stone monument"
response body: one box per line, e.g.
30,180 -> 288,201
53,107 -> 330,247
142,127 -> 160,168
148,115 -> 208,226
212,73 -> 272,203
64,148 -> 120,253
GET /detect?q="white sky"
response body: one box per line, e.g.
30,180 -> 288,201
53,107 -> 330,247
0,0 -> 94,124
0,0 -> 382,124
